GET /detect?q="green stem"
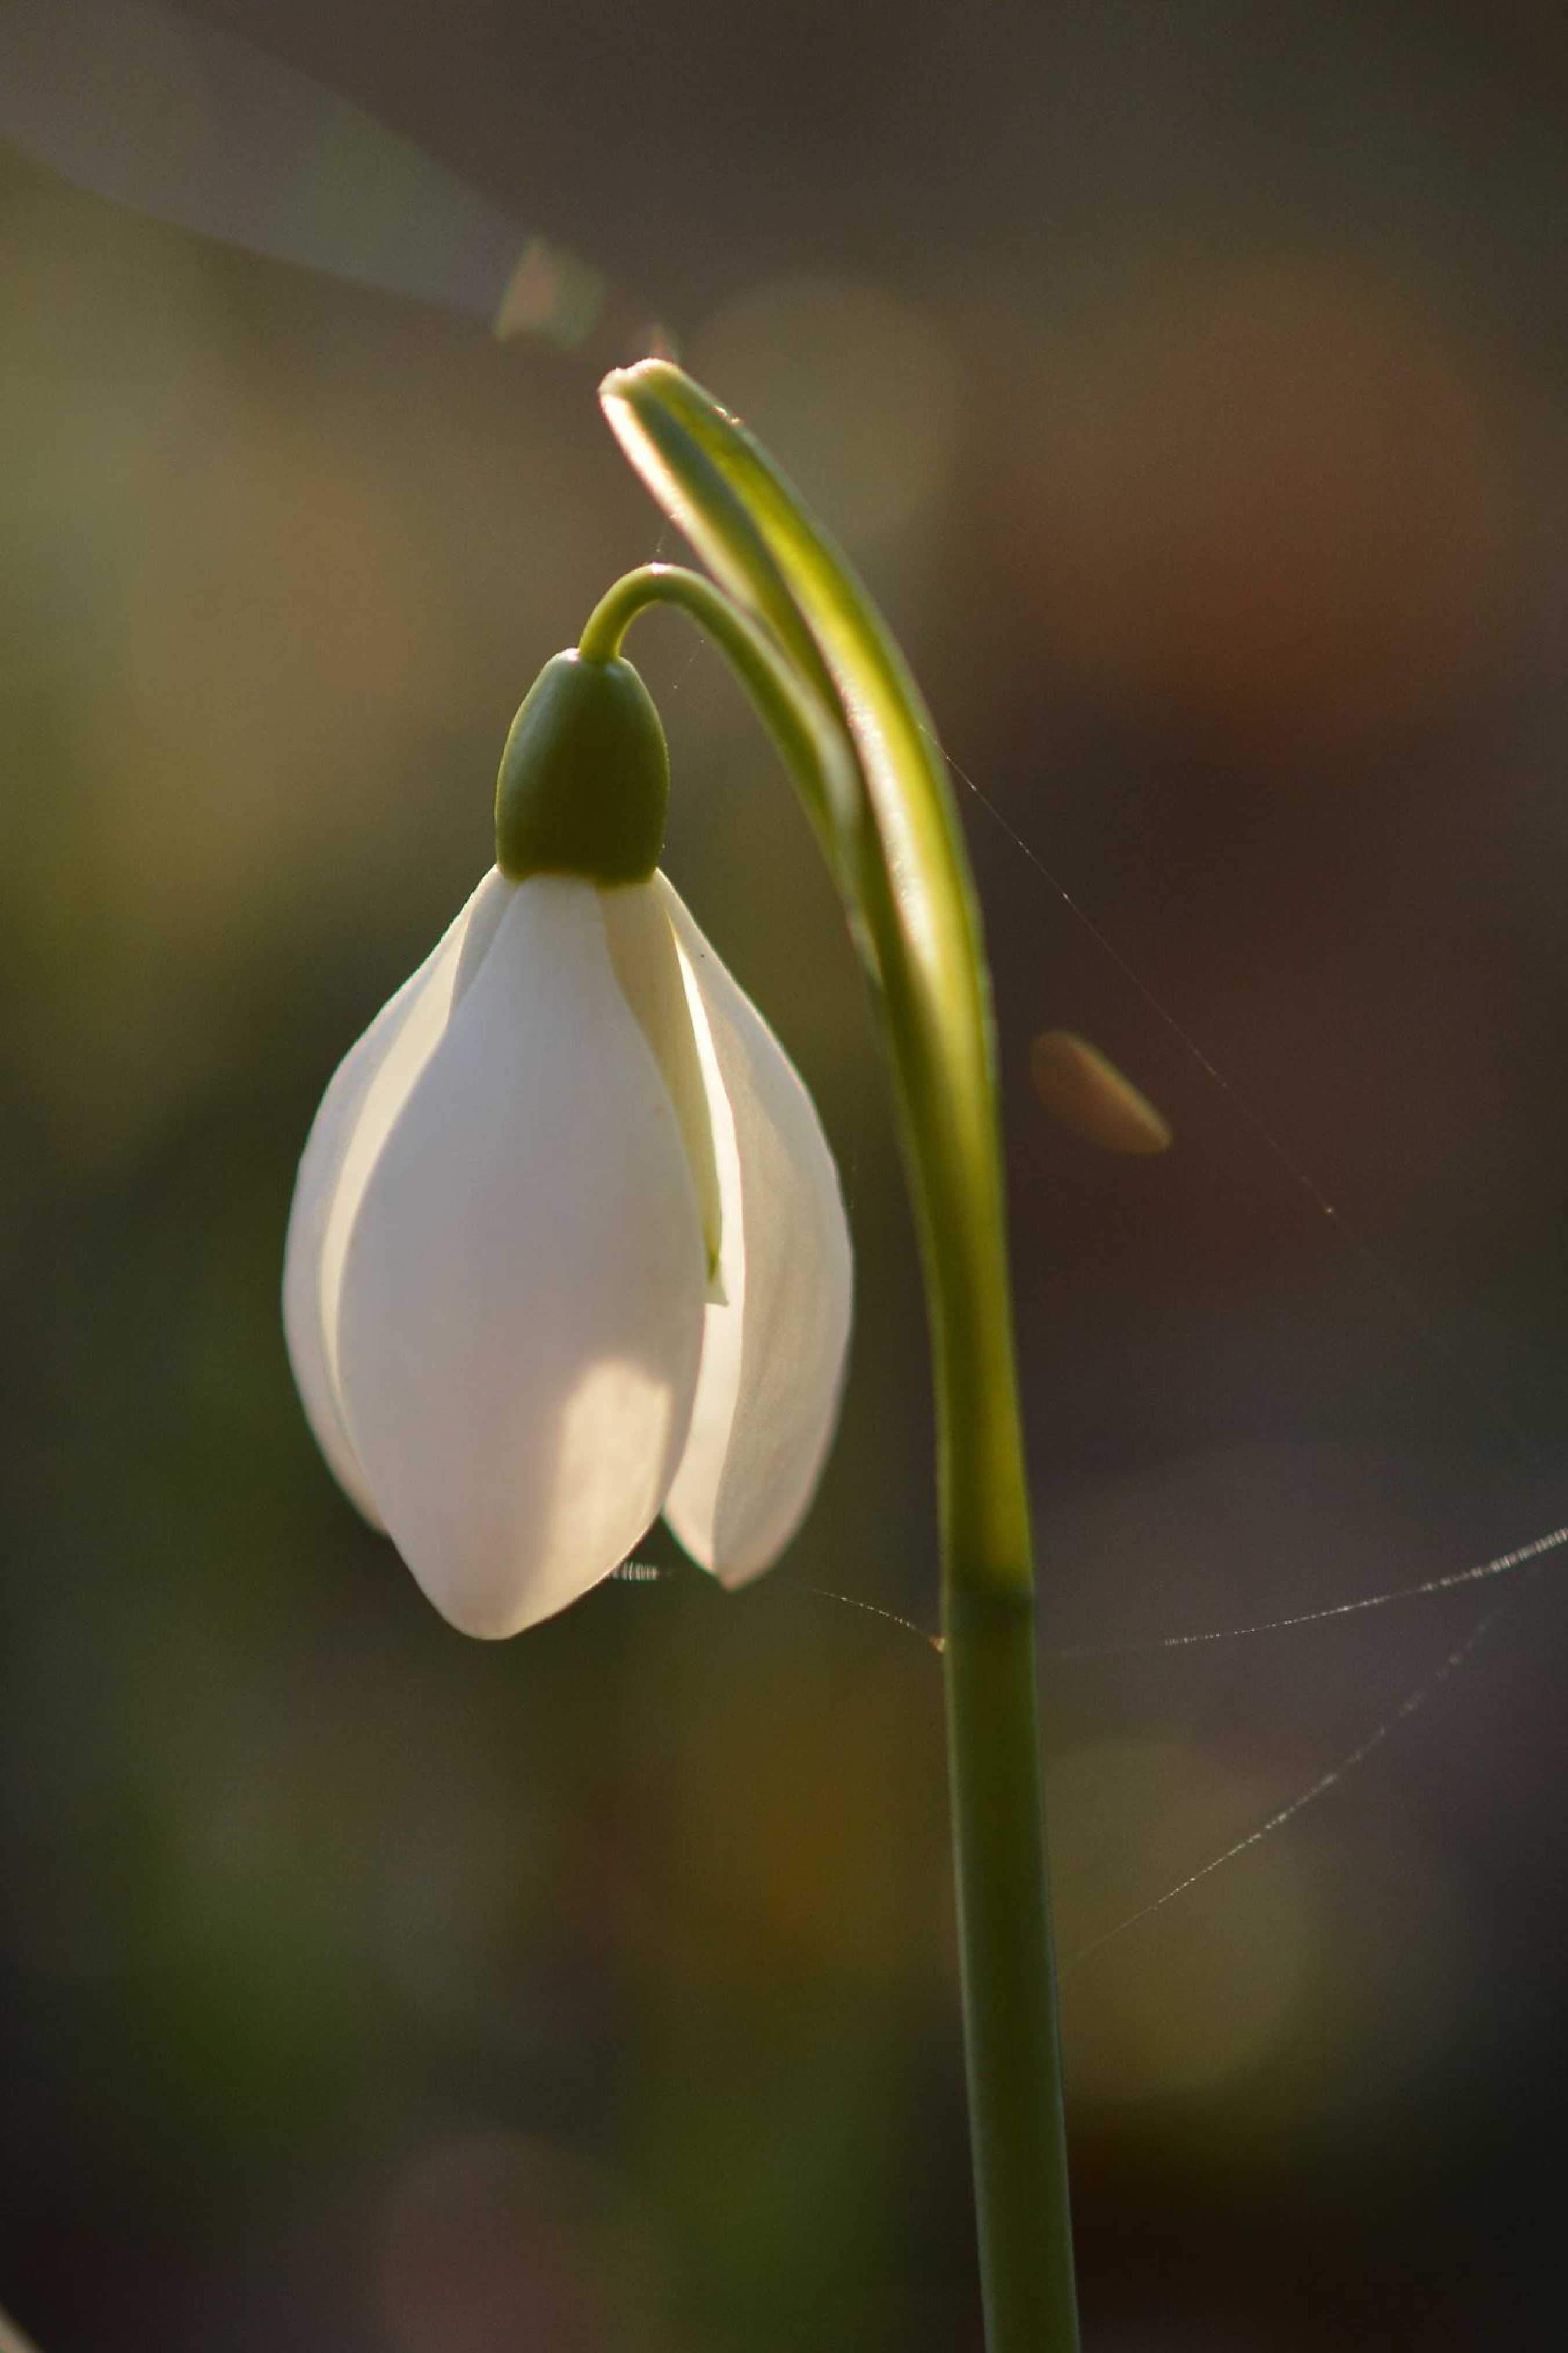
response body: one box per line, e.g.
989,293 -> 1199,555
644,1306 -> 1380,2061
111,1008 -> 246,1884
583,434 -> 1079,2345
945,1588 -> 1079,2351
579,563 -> 854,874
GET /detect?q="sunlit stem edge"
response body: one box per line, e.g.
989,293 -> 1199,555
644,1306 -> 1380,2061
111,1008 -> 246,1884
579,402 -> 1080,2353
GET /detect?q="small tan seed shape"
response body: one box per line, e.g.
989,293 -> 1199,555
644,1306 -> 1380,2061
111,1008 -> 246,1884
1029,1031 -> 1173,1156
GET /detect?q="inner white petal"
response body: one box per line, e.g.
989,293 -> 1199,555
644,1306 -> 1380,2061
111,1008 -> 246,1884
658,919 -> 748,1547
600,881 -> 725,1286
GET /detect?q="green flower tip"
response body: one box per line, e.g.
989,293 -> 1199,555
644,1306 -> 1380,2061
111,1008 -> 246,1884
494,650 -> 669,886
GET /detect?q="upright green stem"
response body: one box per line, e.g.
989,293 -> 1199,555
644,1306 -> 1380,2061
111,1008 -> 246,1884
943,1591 -> 1079,2350
593,368 -> 1081,2353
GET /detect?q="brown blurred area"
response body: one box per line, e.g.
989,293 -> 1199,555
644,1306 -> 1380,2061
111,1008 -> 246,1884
2,2 -> 1567,2347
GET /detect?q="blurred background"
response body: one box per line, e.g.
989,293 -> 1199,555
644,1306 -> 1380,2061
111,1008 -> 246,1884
2,2 -> 1566,2345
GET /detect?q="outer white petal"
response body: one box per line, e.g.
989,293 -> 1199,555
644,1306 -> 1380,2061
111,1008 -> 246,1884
283,868 -> 512,1522
334,876 -> 707,1638
654,875 -> 852,1585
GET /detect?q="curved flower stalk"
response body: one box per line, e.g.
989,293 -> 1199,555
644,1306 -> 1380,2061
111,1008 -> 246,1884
593,367 -> 1081,2353
284,657 -> 850,1638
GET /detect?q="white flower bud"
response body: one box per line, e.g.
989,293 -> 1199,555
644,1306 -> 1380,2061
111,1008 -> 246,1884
283,868 -> 852,1636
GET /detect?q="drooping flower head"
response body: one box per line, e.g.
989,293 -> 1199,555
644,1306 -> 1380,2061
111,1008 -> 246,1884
284,650 -> 852,1636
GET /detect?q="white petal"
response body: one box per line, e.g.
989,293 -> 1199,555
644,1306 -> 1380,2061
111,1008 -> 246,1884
283,868 -> 512,1522
335,877 -> 707,1638
656,875 -> 852,1585
599,882 -> 723,1283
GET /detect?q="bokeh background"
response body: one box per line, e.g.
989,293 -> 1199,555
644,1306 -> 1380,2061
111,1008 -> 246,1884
2,2 -> 1567,2346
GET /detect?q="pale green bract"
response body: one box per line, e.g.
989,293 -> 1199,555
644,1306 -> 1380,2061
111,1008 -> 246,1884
283,864 -> 851,1636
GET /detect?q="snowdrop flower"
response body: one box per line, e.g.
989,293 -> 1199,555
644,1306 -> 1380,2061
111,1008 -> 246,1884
284,652 -> 852,1637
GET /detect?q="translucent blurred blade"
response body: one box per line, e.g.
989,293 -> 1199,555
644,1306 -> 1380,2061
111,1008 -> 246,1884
0,0 -> 606,344
1029,1031 -> 1173,1156
0,2304 -> 41,2353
